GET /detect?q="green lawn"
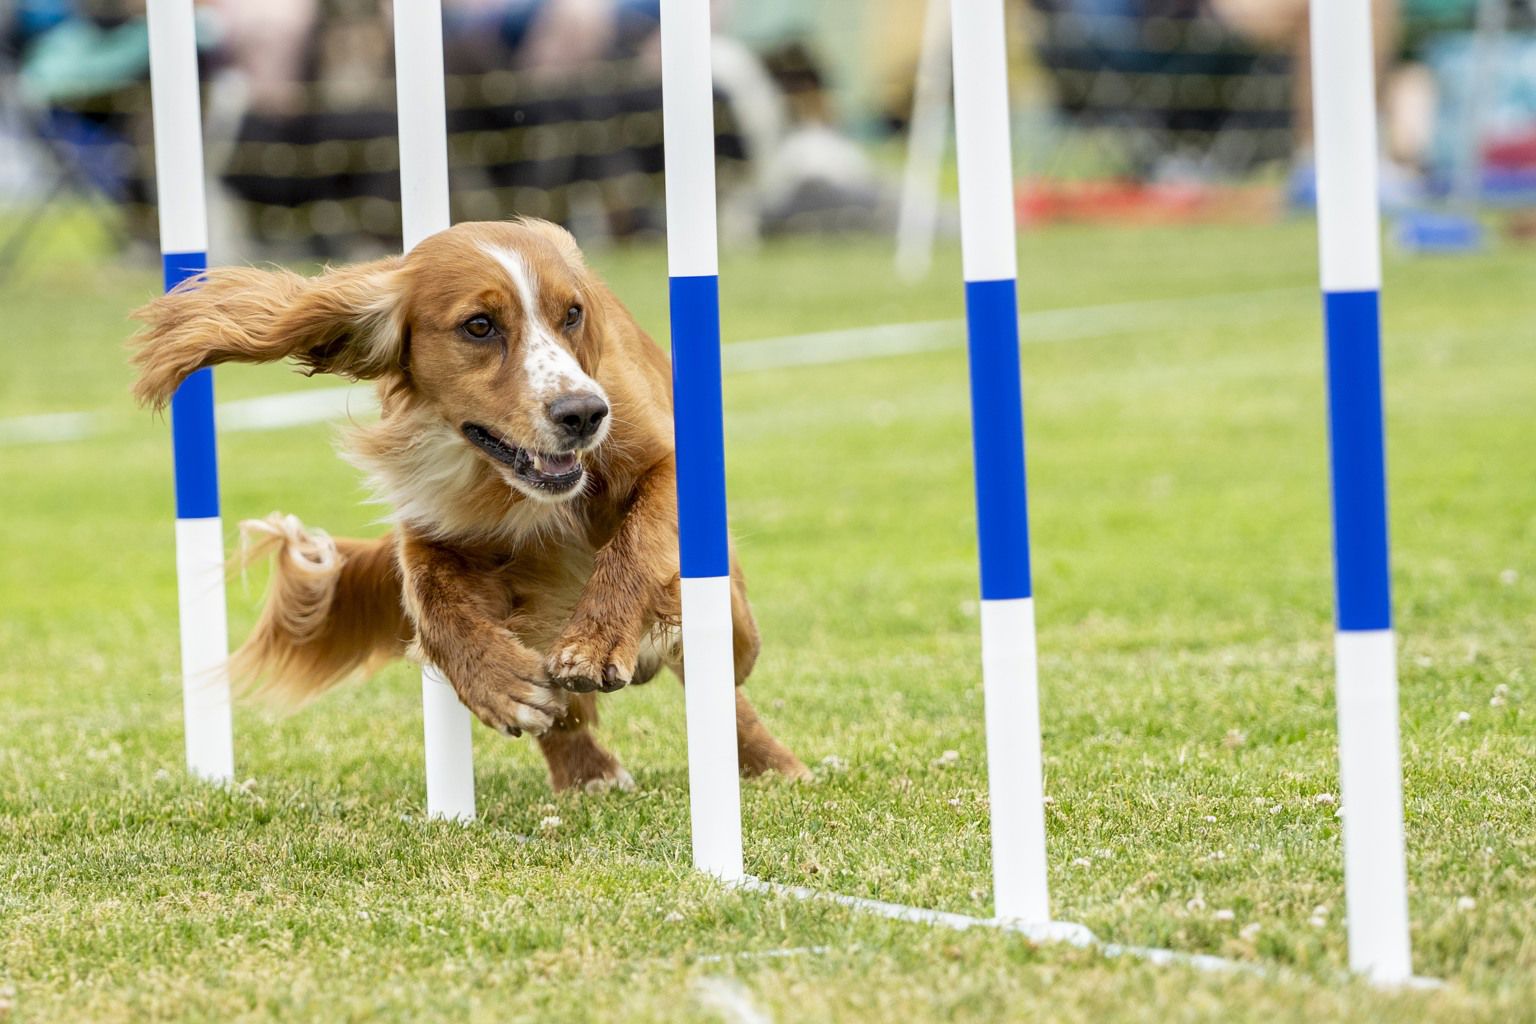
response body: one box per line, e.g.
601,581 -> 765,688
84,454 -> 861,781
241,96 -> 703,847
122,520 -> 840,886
1,221 -> 1532,1022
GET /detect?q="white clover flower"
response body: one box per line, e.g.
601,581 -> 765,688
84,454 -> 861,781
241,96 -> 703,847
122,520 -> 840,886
930,749 -> 960,768
1213,908 -> 1235,922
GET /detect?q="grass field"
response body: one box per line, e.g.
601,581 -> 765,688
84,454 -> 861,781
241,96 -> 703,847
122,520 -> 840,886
1,221 -> 1532,1022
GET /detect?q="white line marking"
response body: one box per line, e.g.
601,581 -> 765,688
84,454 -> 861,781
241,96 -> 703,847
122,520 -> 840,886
723,286 -> 1307,373
693,976 -> 773,1024
689,945 -> 840,965
0,286 -> 1308,448
739,878 -> 1099,949
738,878 -> 1444,988
0,411 -> 99,446
218,387 -> 376,433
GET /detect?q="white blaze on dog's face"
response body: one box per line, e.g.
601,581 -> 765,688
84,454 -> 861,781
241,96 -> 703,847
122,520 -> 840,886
400,222 -> 610,503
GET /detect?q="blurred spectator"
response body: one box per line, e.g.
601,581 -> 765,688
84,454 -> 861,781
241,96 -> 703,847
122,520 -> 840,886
1025,0 -> 1413,195
1209,0 -> 1400,152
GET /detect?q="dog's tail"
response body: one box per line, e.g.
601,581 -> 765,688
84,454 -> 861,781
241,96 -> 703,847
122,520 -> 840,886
230,513 -> 410,703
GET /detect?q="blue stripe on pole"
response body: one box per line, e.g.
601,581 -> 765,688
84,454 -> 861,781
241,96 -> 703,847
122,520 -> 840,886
1323,289 -> 1392,632
670,274 -> 730,580
162,250 -> 206,292
964,278 -> 1033,601
163,250 -> 220,520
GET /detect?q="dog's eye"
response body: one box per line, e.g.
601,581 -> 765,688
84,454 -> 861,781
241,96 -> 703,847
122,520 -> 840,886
460,315 -> 496,340
563,304 -> 582,329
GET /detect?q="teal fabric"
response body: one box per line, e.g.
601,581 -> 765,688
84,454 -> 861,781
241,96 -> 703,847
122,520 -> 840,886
20,19 -> 151,104
1404,0 -> 1476,27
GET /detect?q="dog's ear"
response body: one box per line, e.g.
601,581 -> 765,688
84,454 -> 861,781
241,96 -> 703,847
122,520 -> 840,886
130,257 -> 406,410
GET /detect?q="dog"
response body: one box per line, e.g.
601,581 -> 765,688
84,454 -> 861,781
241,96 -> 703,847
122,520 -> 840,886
131,218 -> 808,793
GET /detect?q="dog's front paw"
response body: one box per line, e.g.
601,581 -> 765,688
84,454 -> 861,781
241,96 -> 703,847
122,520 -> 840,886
460,664 -> 567,738
547,618 -> 639,694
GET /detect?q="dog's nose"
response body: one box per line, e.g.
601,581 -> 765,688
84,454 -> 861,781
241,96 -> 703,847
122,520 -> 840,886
547,393 -> 609,442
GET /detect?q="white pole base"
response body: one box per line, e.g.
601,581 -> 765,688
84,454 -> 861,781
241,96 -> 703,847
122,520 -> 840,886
979,597 -> 1050,924
174,516 -> 233,783
681,574 -> 745,880
1334,628 -> 1413,984
422,665 -> 476,821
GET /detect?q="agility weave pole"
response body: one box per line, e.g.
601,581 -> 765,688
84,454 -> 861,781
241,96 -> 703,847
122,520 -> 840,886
393,0 -> 479,823
949,0 -> 1052,926
145,0 -> 234,784
1309,0 -> 1414,985
660,0 -> 1424,985
660,0 -> 747,880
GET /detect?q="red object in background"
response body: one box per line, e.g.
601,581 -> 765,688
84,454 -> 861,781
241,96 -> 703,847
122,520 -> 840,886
1484,131 -> 1536,169
1014,179 -> 1279,226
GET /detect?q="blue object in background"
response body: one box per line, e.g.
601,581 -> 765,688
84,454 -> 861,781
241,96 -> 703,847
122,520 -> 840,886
1394,210 -> 1485,252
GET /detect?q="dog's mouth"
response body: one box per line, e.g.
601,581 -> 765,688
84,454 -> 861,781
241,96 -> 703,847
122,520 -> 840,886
461,422 -> 585,495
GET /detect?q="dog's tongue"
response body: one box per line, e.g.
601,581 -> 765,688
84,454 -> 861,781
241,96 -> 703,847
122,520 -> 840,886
536,452 -> 578,475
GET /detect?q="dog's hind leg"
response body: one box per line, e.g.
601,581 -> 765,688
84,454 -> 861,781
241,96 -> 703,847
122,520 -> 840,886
536,693 -> 634,793
728,566 -> 809,779
660,571 -> 811,781
732,690 -> 811,780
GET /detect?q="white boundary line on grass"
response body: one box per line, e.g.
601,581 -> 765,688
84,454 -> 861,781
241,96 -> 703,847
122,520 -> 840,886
739,878 -> 1253,977
0,286 -> 1308,448
738,878 -> 1445,988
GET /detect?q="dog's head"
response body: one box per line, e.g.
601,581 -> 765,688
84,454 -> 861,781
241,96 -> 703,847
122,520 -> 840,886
132,219 -> 613,504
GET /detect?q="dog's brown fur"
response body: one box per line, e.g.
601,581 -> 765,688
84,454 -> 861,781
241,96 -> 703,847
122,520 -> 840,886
132,219 -> 807,791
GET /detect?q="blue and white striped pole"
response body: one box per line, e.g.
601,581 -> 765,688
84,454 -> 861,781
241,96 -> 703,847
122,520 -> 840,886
659,0 -> 746,881
145,0 -> 233,783
1310,0 -> 1413,984
950,0 -> 1050,924
394,0 -> 478,822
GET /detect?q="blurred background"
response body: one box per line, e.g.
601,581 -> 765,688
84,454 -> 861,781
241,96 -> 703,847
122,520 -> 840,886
3,0 -> 1535,271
